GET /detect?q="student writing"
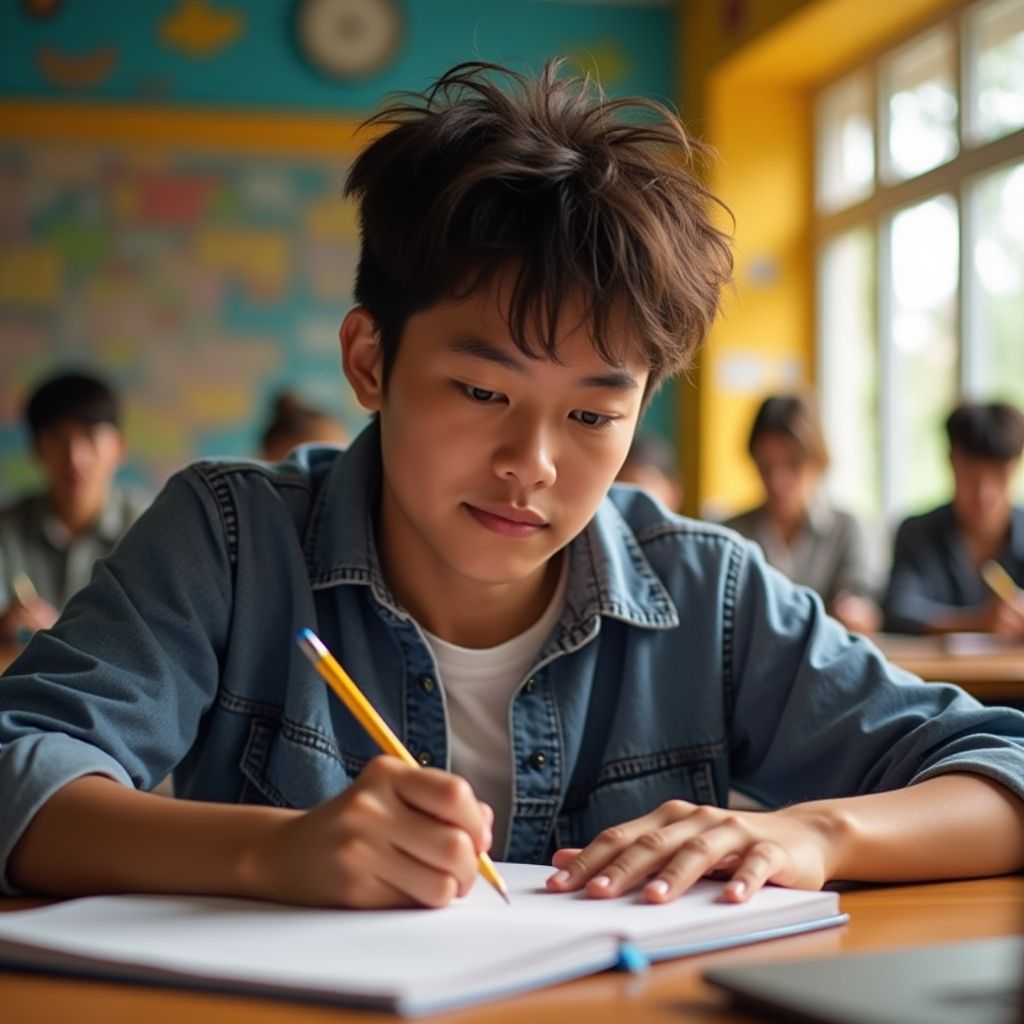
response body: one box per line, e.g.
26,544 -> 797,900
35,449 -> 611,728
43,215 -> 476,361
2,61 -> 1024,911
884,400 -> 1024,636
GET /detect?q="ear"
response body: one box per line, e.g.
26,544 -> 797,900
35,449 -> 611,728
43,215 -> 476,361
340,307 -> 384,413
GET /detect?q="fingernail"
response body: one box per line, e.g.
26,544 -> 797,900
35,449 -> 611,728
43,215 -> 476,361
725,880 -> 747,898
591,875 -> 611,890
647,879 -> 670,898
548,869 -> 570,886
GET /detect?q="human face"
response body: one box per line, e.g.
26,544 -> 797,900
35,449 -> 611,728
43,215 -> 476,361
951,449 -> 1018,538
34,419 -> 124,526
342,282 -> 648,634
751,432 -> 820,526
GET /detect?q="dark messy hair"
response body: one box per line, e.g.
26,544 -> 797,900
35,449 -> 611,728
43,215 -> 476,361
748,393 -> 830,471
25,371 -> 120,440
344,59 -> 733,397
946,401 -> 1024,461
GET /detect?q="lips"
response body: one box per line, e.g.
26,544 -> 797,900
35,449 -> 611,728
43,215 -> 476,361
463,502 -> 549,537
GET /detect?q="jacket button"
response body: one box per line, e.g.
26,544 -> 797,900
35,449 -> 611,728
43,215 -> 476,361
419,675 -> 436,694
524,677 -> 538,694
528,749 -> 547,769
416,750 -> 434,766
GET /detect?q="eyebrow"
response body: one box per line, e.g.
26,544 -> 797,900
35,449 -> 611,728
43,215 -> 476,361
446,337 -> 640,392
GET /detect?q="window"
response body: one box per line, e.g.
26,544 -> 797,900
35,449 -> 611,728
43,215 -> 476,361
815,0 -> 1024,524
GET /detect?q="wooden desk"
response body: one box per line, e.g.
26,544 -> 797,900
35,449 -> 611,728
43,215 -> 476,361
3,876 -> 1022,1024
0,642 -> 21,674
876,634 -> 1024,703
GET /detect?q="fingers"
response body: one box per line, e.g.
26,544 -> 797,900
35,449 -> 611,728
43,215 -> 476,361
29,599 -> 59,631
547,801 -> 800,905
349,758 -> 488,901
387,760 -> 491,851
327,834 -> 465,910
591,812 -> 745,901
547,800 -> 696,893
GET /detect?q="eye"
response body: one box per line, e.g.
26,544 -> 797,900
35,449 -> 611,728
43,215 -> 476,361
570,409 -> 613,429
458,383 -> 505,404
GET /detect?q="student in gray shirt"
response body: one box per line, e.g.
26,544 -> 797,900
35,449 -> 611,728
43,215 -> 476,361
725,393 -> 881,634
0,371 -> 149,645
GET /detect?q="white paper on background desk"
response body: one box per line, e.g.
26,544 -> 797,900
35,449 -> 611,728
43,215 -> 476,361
0,862 -> 845,1016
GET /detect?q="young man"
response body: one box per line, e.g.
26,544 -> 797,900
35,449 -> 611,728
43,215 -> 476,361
884,401 -> 1024,635
2,63 -> 1024,911
0,371 -> 149,646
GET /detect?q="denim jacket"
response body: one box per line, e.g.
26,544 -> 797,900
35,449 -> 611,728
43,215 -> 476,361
3,422 -> 1024,892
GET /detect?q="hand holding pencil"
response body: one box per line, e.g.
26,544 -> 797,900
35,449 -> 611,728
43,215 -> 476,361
979,561 -> 1024,637
297,628 -> 510,906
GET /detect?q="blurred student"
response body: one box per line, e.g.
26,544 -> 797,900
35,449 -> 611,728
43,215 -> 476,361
260,391 -> 348,461
0,371 -> 149,645
884,401 -> 1024,636
725,394 -> 881,634
615,432 -> 683,511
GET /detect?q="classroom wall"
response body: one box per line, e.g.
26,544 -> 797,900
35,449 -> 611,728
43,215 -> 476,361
0,0 -> 678,500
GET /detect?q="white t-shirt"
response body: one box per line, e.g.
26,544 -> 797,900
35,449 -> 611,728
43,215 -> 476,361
421,561 -> 568,857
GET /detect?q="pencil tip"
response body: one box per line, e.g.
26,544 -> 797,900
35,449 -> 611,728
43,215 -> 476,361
500,889 -> 511,906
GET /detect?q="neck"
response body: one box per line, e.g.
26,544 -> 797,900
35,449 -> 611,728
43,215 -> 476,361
387,550 -> 562,649
957,510 -> 1011,564
768,506 -> 805,545
49,492 -> 103,540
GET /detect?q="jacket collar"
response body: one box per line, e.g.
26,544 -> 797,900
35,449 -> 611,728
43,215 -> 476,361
303,421 -> 678,633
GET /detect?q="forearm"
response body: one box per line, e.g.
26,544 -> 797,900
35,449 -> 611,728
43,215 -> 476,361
7,775 -> 294,898
784,773 -> 1024,882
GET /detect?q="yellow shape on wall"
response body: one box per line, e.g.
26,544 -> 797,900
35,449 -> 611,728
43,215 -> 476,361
0,246 -> 60,306
565,40 -> 630,89
161,0 -> 244,59
195,228 -> 290,301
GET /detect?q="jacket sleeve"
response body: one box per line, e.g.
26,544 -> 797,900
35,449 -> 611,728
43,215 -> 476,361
0,469 -> 232,893
726,540 -> 1024,808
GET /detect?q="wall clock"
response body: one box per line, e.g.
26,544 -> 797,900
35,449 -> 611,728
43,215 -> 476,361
295,0 -> 402,80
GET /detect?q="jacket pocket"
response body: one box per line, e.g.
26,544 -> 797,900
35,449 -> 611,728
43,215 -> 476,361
554,751 -> 720,850
239,714 -> 365,809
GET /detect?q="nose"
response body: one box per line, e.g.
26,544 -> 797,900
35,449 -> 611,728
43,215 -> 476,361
492,414 -> 557,491
68,432 -> 95,476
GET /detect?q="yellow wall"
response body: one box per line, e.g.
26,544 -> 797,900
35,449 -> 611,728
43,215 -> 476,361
680,0 -> 960,517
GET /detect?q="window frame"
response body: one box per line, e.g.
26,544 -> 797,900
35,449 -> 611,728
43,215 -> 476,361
813,0 -> 1024,523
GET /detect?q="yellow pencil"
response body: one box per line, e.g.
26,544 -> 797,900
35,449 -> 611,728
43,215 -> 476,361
297,628 -> 510,905
981,560 -> 1022,606
11,572 -> 38,607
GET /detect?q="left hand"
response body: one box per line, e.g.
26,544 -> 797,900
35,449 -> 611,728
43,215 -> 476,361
546,799 -> 841,904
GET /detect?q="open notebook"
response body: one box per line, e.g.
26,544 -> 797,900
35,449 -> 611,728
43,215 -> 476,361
0,863 -> 846,1016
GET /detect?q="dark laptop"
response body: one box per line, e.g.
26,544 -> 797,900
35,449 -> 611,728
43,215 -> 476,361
705,935 -> 1024,1024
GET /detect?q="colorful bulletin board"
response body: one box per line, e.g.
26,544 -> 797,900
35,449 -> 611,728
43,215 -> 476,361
0,106 -> 367,498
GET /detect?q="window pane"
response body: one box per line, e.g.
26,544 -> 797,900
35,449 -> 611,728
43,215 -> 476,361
816,71 -> 875,212
968,160 -> 1024,499
819,228 -> 879,519
882,27 -> 958,183
966,0 -> 1024,144
887,196 -> 959,515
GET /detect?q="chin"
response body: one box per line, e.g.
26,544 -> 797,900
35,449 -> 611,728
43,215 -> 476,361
450,553 -> 551,587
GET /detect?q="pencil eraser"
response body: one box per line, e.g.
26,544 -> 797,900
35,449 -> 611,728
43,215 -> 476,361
614,942 -> 649,974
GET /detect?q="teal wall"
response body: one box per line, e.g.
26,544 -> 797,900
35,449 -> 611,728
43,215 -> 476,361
0,0 -> 679,498
0,0 -> 676,111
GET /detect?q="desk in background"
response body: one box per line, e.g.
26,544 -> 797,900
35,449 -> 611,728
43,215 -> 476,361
2,875 -> 1023,1024
876,633 -> 1024,703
